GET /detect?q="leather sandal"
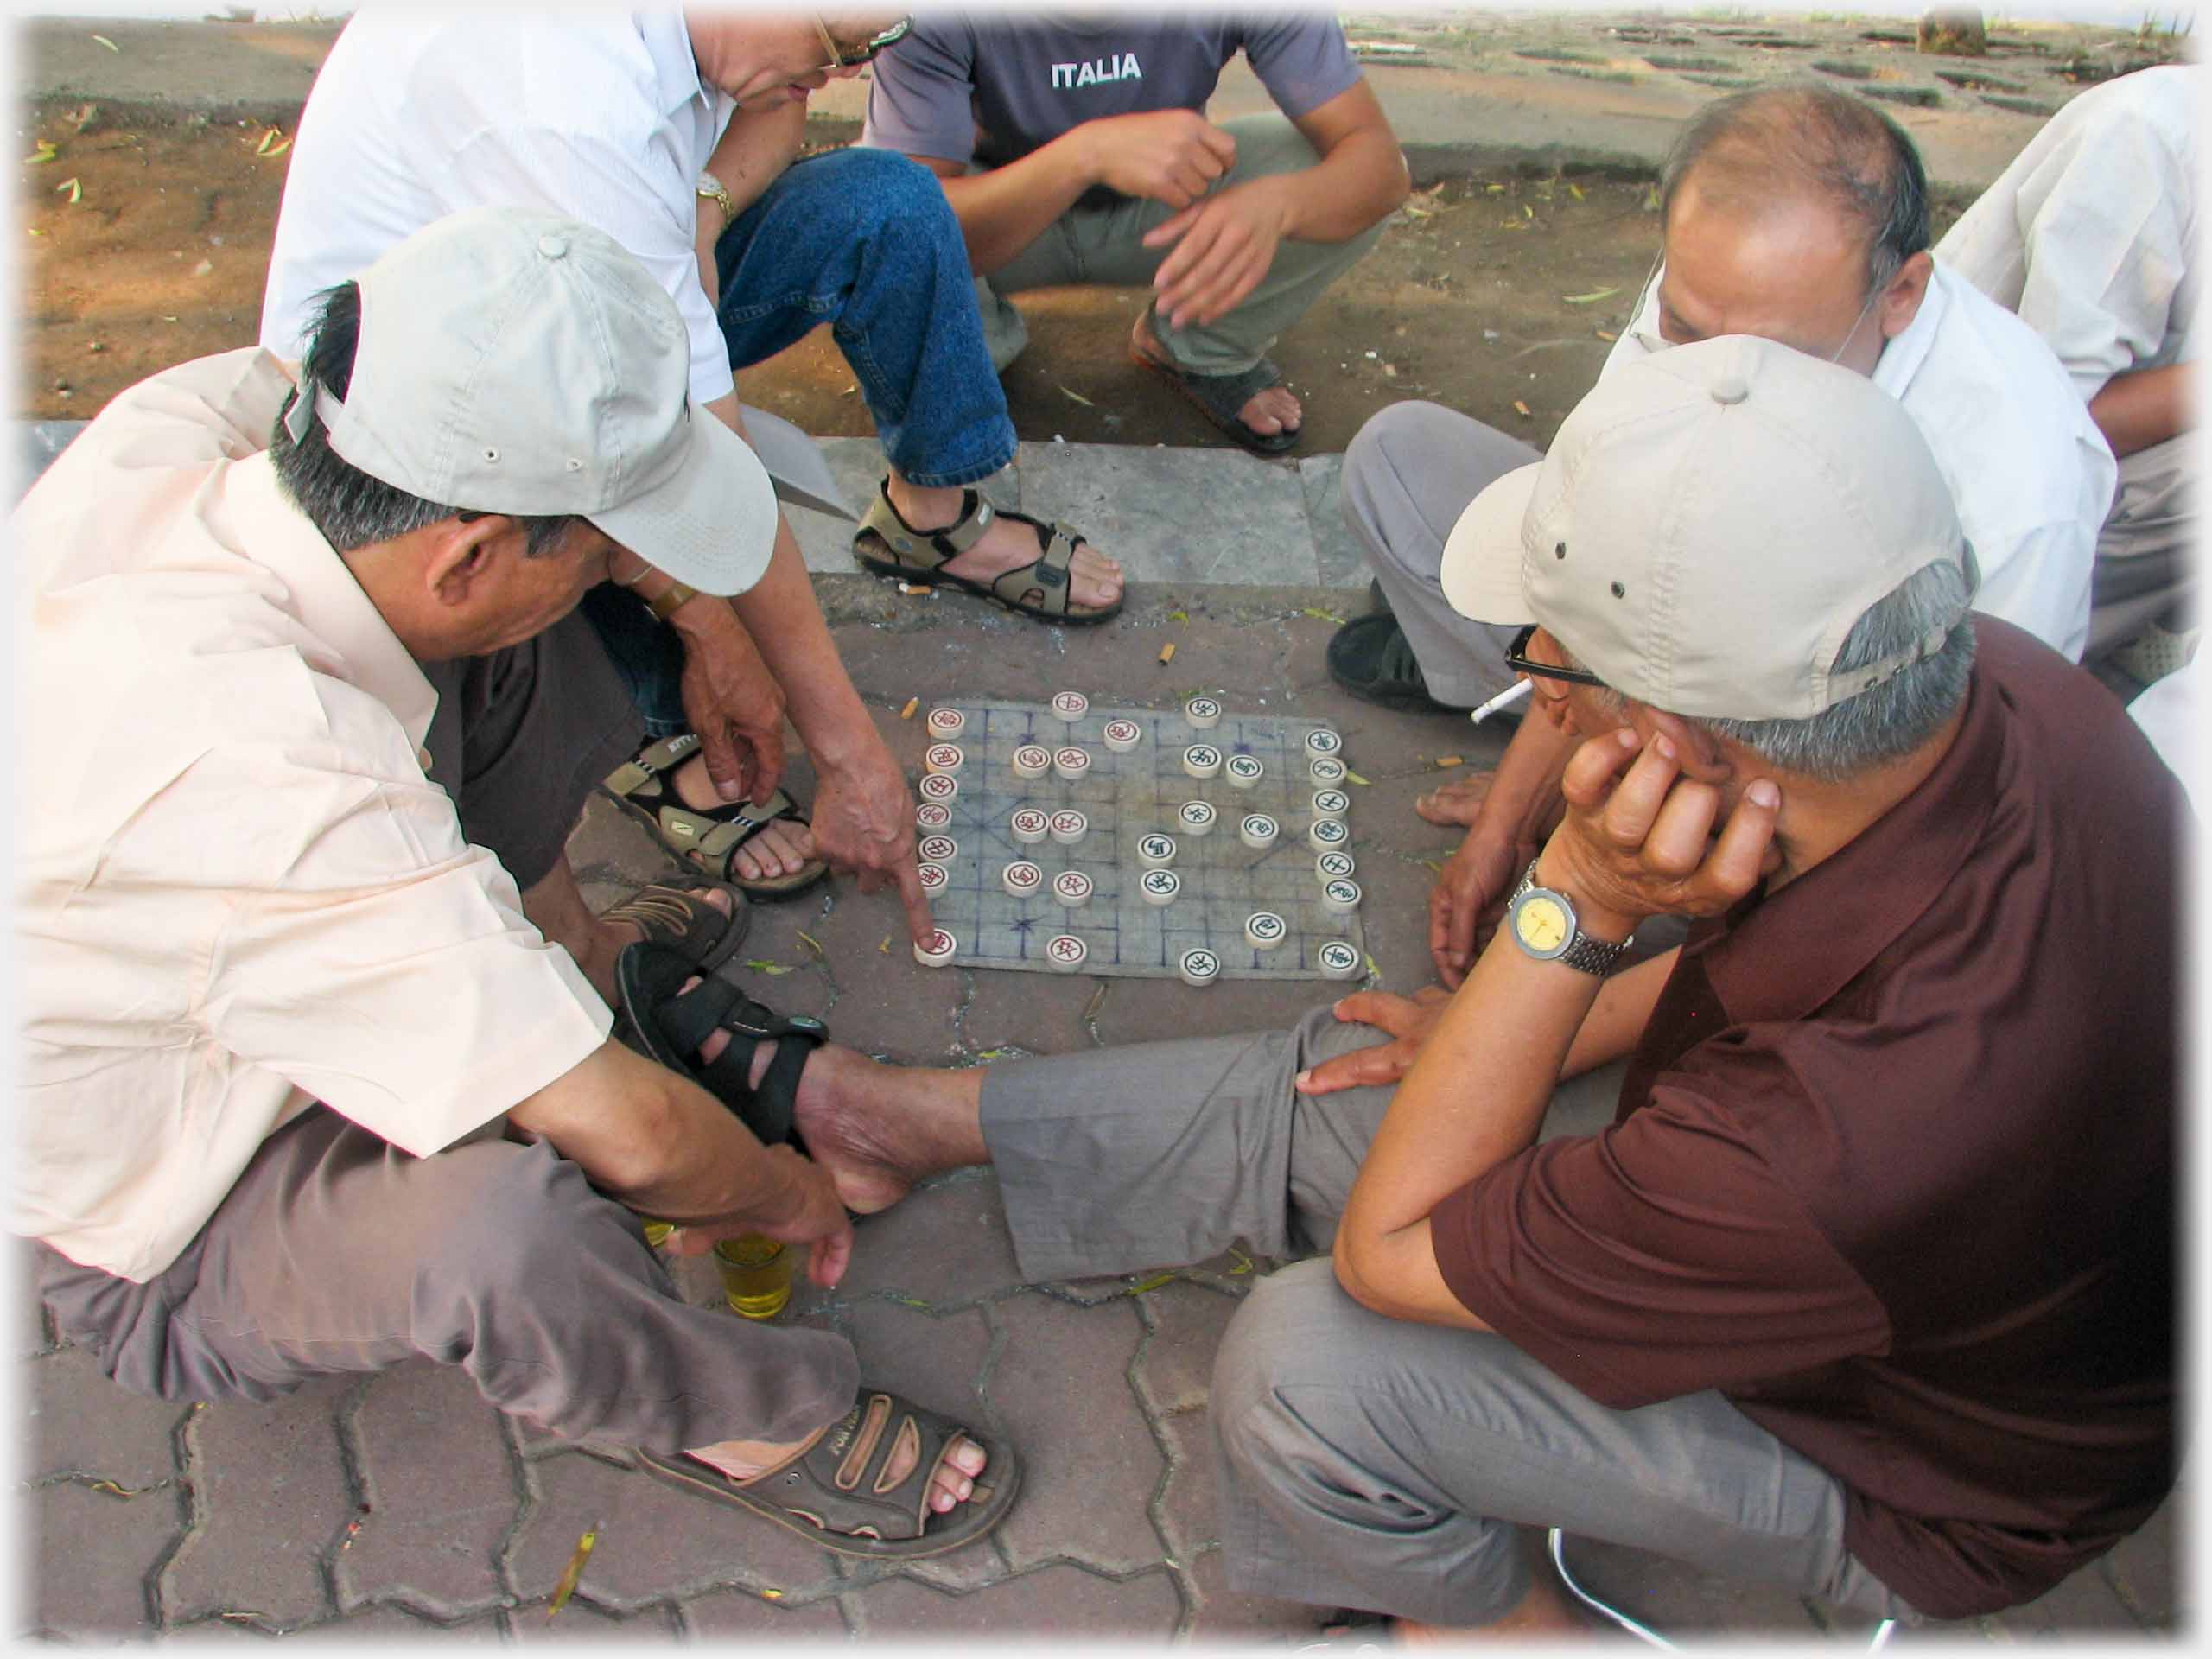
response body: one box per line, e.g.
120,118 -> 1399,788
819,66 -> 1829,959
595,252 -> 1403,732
1129,315 -> 1301,457
853,481 -> 1122,625
615,941 -> 826,1154
601,879 -> 751,975
635,1387 -> 1021,1560
600,734 -> 830,902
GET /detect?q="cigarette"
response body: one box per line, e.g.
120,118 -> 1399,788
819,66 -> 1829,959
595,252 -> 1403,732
1468,680 -> 1532,726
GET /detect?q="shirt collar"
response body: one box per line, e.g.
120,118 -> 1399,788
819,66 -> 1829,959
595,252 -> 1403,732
1693,636 -> 2004,1025
638,8 -> 714,119
1870,257 -> 1949,400
219,448 -> 440,752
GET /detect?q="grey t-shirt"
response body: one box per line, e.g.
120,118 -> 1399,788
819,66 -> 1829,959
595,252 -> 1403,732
862,11 -> 1360,172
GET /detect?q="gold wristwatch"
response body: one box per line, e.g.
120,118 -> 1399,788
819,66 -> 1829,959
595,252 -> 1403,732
696,173 -> 734,230
1505,861 -> 1634,975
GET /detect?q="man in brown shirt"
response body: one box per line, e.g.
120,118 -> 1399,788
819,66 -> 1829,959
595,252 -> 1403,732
759,334 -> 2178,1633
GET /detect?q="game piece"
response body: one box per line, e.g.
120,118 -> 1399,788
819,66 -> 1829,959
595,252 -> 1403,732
1312,788 -> 1351,820
1317,850 -> 1357,882
913,928 -> 957,968
1046,933 -> 1089,973
918,834 -> 959,864
1185,696 -> 1222,729
1239,812 -> 1280,850
1304,728 -> 1344,758
1309,755 -> 1347,785
925,743 -> 963,776
1051,690 -> 1089,722
915,802 -> 952,832
1053,869 -> 1094,908
1102,719 -> 1141,753
1245,910 -> 1288,950
926,707 -> 965,739
1050,809 -> 1088,845
1002,860 -> 1044,897
1178,800 -> 1217,836
918,772 -> 959,804
1010,807 -> 1050,844
1136,832 -> 1177,868
1053,746 -> 1092,781
1182,743 -> 1223,779
1317,939 -> 1363,981
1179,946 -> 1221,988
1224,753 -> 1264,790
1310,817 -> 1351,853
1012,743 -> 1051,779
1321,878 -> 1362,914
1139,868 -> 1181,907
918,863 -> 949,896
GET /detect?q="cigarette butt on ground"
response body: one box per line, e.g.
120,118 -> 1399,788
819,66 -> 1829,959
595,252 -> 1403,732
899,696 -> 918,720
1158,641 -> 1177,665
899,582 -> 931,596
1434,754 -> 1465,768
1512,401 -> 1532,418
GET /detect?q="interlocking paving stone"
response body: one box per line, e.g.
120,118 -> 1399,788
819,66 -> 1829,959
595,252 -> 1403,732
303,1604 -> 506,1642
506,1441 -> 842,1611
505,1597 -> 679,1643
162,1376 -> 357,1630
1016,440 -> 1318,588
849,1561 -> 1182,1638
957,969 -> 1098,1058
1560,1532 -> 1821,1637
1135,1280 -> 1244,1415
27,1345 -> 187,1487
679,1586 -> 849,1637
1182,1543 -> 1325,1642
1153,1408 -> 1221,1565
986,1292 -> 1163,1573
336,1360 -> 518,1618
1088,974 -> 1325,1053
23,1479 -> 182,1637
794,890 -> 970,1064
833,1173 -> 1023,1309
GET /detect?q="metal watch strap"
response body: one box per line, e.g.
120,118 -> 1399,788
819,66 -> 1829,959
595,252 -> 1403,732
1510,861 -> 1635,976
696,174 -> 734,229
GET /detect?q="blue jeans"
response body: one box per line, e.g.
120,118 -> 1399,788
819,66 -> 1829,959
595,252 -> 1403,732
715,146 -> 1015,489
579,582 -> 688,740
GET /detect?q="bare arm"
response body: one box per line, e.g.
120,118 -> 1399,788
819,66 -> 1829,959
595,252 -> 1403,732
2088,362 -> 2192,460
1427,712 -> 1573,987
1275,80 -> 1409,243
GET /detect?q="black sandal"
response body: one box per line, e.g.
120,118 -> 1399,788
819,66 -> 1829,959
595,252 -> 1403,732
1129,316 -> 1301,457
614,941 -> 826,1154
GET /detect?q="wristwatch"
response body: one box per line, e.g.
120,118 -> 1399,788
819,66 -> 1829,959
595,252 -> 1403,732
696,173 -> 734,230
1505,861 -> 1634,976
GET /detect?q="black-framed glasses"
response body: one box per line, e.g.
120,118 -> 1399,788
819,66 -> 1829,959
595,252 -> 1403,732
1505,624 -> 1604,687
814,15 -> 911,69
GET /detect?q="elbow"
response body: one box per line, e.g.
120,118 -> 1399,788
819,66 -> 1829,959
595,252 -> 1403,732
1331,1226 -> 1398,1317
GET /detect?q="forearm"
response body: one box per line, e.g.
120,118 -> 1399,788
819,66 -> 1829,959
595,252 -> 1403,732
2088,363 -> 2192,459
1561,947 -> 1675,1077
1274,126 -> 1408,244
1471,714 -> 1573,855
930,134 -> 1103,273
725,525 -> 880,767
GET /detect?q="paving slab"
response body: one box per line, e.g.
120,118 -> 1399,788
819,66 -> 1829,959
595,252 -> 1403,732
832,1173 -> 1024,1312
21,1479 -> 183,1637
26,1344 -> 188,1489
299,1604 -> 506,1643
1135,1281 -> 1247,1418
677,1586 -> 849,1639
847,1560 -> 1182,1639
1153,1408 -> 1224,1567
505,1596 -> 679,1643
1182,1544 -> 1328,1643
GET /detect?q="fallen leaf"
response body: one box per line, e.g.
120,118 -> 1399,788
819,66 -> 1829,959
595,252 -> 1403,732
263,137 -> 290,158
1300,607 -> 1347,625
1644,185 -> 1662,212
1363,952 -> 1381,981
760,1589 -> 785,1600
1082,982 -> 1109,1024
1058,385 -> 1094,407
1344,769 -> 1371,786
795,930 -> 824,961
548,1525 -> 597,1620
87,1479 -> 157,1499
1128,1273 -> 1178,1294
91,33 -> 118,51
254,127 -> 280,156
1560,287 -> 1618,305
976,1046 -> 1010,1060
56,176 -> 81,203
1400,203 -> 1433,219
879,935 -> 892,954
744,958 -> 796,976
24,140 -> 57,164
1499,219 -> 1528,231
1418,857 -> 1446,874
27,227 -> 44,236
1227,1245 -> 1255,1275
1157,641 -> 1176,665
899,696 -> 919,719
1166,609 -> 1188,624
1568,181 -> 1586,201
1513,400 -> 1532,417
1522,204 -> 1534,219
888,1292 -> 933,1310
1484,182 -> 1505,194
1434,754 -> 1465,768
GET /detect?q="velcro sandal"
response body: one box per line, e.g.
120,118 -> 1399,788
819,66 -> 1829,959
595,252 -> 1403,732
636,1387 -> 1021,1560
853,481 -> 1122,625
600,733 -> 830,902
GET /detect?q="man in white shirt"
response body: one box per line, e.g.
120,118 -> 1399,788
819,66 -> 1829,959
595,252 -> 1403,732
263,11 -> 1122,931
21,207 -> 1014,1559
1937,62 -> 2199,669
1323,84 -> 2117,987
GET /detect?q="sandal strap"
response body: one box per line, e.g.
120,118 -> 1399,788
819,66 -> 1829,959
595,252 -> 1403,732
789,1391 -> 970,1541
603,731 -> 702,798
987,522 -> 1084,612
855,481 -> 995,570
613,943 -> 828,1153
690,789 -> 805,862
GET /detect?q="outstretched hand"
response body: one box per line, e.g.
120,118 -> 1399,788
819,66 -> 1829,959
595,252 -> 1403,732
1293,988 -> 1452,1096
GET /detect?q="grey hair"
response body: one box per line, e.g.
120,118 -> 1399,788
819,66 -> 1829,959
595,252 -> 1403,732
1659,83 -> 1932,297
269,281 -> 579,558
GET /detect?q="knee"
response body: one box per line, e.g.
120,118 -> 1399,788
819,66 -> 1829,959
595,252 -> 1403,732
1211,1262 -> 1371,1485
1343,403 -> 1452,533
799,146 -> 957,236
411,1139 -> 623,1293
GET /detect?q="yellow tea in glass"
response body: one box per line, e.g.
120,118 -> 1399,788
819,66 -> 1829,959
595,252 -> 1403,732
713,1233 -> 791,1319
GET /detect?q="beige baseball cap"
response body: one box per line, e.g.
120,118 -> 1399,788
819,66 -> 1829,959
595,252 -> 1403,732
283,205 -> 776,595
1440,334 -> 1979,721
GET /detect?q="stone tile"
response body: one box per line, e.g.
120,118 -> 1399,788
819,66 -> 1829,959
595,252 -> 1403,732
22,1479 -> 181,1637
1300,454 -> 1370,592
1182,1545 -> 1322,1643
505,1445 -> 842,1611
308,1605 -> 506,1642
1135,1281 -> 1243,1415
1554,1531 -> 1819,1637
985,1293 -> 1164,1573
1090,972 -> 1322,1051
162,1376 -> 357,1630
1154,1409 -> 1220,1564
505,1597 -> 680,1643
784,438 -> 1023,577
14,417 -> 87,504
27,1345 -> 187,1486
336,1361 -> 519,1618
680,1586 -> 849,1637
2100,1490 -> 2182,1629
849,1561 -> 1181,1638
836,1174 -> 1023,1310
798,892 -> 970,1065
957,971 -> 1097,1059
1017,441 -> 1318,588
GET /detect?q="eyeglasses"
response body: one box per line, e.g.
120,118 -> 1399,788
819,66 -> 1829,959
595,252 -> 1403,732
813,15 -> 911,70
1505,624 -> 1605,688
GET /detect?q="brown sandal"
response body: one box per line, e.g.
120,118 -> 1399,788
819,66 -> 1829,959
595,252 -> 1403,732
852,480 -> 1122,625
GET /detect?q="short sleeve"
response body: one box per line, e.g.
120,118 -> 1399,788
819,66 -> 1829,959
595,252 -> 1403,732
862,22 -> 982,164
1238,15 -> 1362,120
1430,1081 -> 1889,1409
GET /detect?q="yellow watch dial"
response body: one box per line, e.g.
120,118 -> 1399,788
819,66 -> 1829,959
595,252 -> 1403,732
1515,893 -> 1569,953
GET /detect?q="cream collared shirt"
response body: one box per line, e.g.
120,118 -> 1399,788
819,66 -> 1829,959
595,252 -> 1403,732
13,349 -> 612,1282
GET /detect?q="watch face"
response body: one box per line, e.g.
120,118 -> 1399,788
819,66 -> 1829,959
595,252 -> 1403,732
1512,891 -> 1572,957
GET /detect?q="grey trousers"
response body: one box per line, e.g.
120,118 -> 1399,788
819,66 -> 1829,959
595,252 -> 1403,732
2088,432 -> 2197,657
979,1006 -> 1916,1627
1342,401 -> 1542,708
975,114 -> 1389,378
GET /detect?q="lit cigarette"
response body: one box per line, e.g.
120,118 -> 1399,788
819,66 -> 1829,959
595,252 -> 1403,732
1468,680 -> 1533,726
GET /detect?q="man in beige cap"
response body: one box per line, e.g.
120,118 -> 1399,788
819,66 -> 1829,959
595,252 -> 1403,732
17,206 -> 1015,1560
684,334 -> 2177,1632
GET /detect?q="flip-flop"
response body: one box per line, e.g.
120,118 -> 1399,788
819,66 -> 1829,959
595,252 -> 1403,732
636,1387 -> 1021,1560
600,734 -> 830,901
600,879 -> 751,975
1129,317 -> 1301,457
852,480 -> 1122,625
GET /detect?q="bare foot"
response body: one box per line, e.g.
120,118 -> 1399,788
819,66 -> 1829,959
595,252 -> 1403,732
666,753 -> 818,883
1414,768 -> 1497,830
884,473 -> 1124,613
685,1414 -> 988,1517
